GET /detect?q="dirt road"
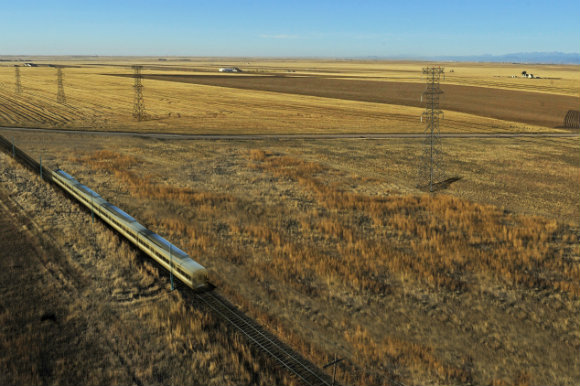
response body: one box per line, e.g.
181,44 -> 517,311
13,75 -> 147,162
1,126 -> 578,141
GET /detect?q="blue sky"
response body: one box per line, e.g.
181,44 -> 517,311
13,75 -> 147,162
1,0 -> 578,57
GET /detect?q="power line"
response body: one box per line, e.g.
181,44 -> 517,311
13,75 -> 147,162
14,66 -> 22,95
132,65 -> 146,121
56,66 -> 66,104
564,110 -> 580,129
418,66 -> 445,192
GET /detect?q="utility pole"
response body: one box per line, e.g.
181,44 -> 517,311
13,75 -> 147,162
564,110 -> 580,129
56,66 -> 66,104
323,354 -> 344,386
418,66 -> 445,192
14,66 -> 22,95
132,65 -> 145,121
170,244 -> 175,291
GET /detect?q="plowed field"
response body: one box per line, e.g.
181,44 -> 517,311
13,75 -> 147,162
0,89 -> 85,127
133,73 -> 580,128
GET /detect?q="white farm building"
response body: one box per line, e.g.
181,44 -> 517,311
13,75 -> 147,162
219,67 -> 242,73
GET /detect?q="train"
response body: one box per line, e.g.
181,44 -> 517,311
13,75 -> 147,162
50,168 -> 208,290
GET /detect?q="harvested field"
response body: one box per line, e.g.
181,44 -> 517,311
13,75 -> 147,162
126,73 -> 580,129
0,88 -> 86,126
0,59 -> 577,134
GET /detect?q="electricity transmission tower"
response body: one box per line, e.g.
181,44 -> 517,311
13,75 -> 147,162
14,66 -> 22,95
132,65 -> 146,121
418,66 -> 445,192
56,66 -> 66,104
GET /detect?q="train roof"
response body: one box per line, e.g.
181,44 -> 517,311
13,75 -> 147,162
139,229 -> 205,272
77,184 -> 101,198
181,258 -> 206,273
55,169 -> 79,183
55,168 -> 206,275
101,202 -> 137,223
140,229 -> 187,258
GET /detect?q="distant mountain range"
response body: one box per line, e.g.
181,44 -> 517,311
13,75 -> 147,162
365,52 -> 580,64
436,52 -> 580,64
0,52 -> 578,64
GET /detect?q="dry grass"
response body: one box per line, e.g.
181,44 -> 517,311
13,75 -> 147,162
247,152 -> 579,295
16,133 -> 574,385
69,150 -> 234,207
0,56 -> 578,384
0,152 -> 288,386
344,325 -> 472,384
0,58 -> 576,134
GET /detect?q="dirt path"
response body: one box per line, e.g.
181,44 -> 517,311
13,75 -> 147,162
1,126 -> 577,141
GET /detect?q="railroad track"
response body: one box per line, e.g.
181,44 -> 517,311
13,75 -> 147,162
0,134 -> 52,180
193,290 -> 334,386
0,134 -> 335,386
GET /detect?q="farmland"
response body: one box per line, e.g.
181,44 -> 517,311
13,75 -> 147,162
0,59 -> 578,133
0,58 -> 579,385
128,73 -> 578,128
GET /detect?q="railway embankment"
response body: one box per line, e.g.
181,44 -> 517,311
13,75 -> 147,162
0,151 -> 289,385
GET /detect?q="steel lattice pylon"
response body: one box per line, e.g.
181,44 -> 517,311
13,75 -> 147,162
56,66 -> 66,104
132,65 -> 146,121
14,66 -> 22,95
418,66 -> 445,192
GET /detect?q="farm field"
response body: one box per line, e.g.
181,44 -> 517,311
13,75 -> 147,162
1,124 -> 578,385
128,74 -> 578,128
0,58 -> 578,134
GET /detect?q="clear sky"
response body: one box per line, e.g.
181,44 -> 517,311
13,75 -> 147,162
1,0 -> 578,57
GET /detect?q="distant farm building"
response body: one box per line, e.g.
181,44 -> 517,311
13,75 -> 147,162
219,67 -> 242,73
520,70 -> 539,79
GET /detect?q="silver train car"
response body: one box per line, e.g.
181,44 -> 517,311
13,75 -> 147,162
51,169 -> 208,290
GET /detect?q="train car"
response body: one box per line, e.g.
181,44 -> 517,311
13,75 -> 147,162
50,169 -> 208,289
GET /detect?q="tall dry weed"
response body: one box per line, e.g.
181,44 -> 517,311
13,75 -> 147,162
250,153 -> 580,296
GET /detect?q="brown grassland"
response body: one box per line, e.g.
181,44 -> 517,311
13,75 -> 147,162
0,58 -> 579,385
0,153 -> 290,385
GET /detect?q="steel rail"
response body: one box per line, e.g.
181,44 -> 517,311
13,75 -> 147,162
194,291 -> 333,386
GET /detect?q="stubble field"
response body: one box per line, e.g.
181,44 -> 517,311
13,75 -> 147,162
0,58 -> 579,385
0,58 -> 578,133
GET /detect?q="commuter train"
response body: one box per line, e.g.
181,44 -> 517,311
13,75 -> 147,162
51,169 -> 208,290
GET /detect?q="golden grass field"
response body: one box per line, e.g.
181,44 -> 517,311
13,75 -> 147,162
0,58 -> 578,133
0,58 -> 579,385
